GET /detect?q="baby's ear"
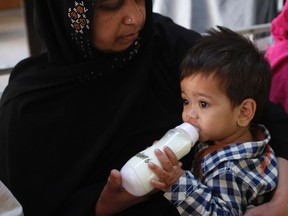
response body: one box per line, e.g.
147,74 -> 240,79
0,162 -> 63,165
237,98 -> 256,127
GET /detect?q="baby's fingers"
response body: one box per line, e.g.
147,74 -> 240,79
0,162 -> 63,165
163,146 -> 179,166
153,148 -> 175,172
148,159 -> 167,178
150,178 -> 168,191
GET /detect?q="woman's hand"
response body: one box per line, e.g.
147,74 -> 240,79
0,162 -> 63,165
148,146 -> 184,191
95,169 -> 148,216
244,157 -> 288,216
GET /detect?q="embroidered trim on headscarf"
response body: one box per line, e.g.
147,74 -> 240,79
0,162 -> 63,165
78,38 -> 142,82
68,1 -> 90,34
111,38 -> 141,70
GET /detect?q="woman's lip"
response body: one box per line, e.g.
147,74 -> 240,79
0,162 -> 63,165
119,33 -> 138,43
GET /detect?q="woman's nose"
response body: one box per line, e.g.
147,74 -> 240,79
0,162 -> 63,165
122,1 -> 144,25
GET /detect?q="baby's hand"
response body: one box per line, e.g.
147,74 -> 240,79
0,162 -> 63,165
148,146 -> 184,191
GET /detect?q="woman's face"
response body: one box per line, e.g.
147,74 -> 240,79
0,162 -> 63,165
92,0 -> 146,53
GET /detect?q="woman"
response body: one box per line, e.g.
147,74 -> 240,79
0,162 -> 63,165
0,1 -> 287,215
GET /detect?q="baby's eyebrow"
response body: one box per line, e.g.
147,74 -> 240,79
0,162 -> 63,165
197,92 -> 213,99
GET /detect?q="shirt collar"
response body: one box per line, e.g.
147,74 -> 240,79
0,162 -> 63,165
200,124 -> 271,175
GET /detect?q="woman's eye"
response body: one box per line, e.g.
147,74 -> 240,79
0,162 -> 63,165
95,0 -> 123,11
199,101 -> 209,108
182,99 -> 189,106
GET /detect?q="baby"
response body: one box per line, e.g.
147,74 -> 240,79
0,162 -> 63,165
148,26 -> 278,216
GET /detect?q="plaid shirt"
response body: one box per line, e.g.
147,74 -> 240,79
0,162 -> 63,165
164,124 -> 278,216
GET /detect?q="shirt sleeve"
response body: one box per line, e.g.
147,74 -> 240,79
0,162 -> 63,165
164,168 -> 252,216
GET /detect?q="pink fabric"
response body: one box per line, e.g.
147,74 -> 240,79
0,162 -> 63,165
265,2 -> 288,113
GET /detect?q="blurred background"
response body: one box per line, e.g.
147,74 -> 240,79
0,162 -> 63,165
0,0 -> 42,96
0,0 -> 285,96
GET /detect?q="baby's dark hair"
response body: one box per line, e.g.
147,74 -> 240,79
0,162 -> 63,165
180,26 -> 271,121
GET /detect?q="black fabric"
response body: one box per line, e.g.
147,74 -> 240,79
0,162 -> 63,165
0,1 -> 201,216
0,1 -> 287,216
258,102 -> 288,159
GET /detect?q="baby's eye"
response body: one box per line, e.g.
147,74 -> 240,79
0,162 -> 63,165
182,99 -> 189,106
199,101 -> 209,108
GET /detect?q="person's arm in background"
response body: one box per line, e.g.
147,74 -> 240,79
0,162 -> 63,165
245,157 -> 288,216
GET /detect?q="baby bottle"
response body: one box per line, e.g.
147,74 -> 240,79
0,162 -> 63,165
120,122 -> 199,196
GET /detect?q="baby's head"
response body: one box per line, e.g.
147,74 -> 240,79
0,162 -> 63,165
180,26 -> 271,122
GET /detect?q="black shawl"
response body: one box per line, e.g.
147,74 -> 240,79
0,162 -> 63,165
0,0 -> 202,215
0,1 -> 287,215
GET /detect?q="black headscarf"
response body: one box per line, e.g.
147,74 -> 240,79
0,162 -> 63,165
0,0 -> 202,215
0,0 -> 153,105
34,0 -> 152,65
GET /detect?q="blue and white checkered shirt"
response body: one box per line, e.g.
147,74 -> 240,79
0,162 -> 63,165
164,124 -> 278,216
